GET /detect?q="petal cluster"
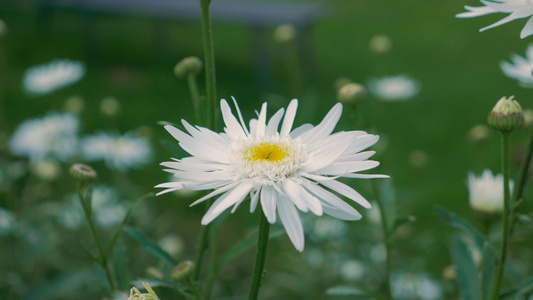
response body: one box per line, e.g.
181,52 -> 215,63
157,98 -> 387,251
456,0 -> 533,39
500,44 -> 533,87
467,169 -> 513,214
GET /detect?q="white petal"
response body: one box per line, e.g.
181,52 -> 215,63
305,183 -> 363,220
317,161 -> 380,175
344,135 -> 380,154
319,179 -> 371,209
278,197 -> 305,252
301,135 -> 356,172
155,182 -> 184,195
299,103 -> 342,144
282,179 -> 308,212
260,185 -> 278,223
290,123 -> 313,138
280,99 -> 299,137
343,173 -> 390,179
201,182 -> 254,224
231,96 -> 250,136
266,107 -> 285,136
521,16 -> 533,38
250,188 -> 260,212
255,102 -> 268,138
480,15 -> 519,32
221,99 -> 247,139
456,5 -> 498,18
190,181 -> 240,206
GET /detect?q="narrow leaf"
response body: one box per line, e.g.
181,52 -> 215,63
124,227 -> 177,267
113,241 -> 131,291
106,193 -> 154,255
452,235 -> 482,300
481,242 -> 496,300
218,227 -> 284,270
77,239 -> 100,263
435,207 -> 485,249
500,277 -> 533,298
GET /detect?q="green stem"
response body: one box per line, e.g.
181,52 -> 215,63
491,132 -> 512,300
512,127 -> 533,204
248,210 -> 271,300
76,184 -> 116,293
204,227 -> 220,299
193,201 -> 211,281
372,181 -> 393,300
187,276 -> 204,300
187,74 -> 201,121
200,0 -> 217,129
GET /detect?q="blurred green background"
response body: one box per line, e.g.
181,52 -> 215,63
2,0 -> 533,299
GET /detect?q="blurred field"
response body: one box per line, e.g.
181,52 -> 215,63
2,0 -> 533,299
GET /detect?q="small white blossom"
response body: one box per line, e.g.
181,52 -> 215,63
391,271 -> 443,300
457,0 -> 533,39
467,169 -> 513,214
500,44 -> 533,87
0,207 -> 16,236
157,98 -> 388,252
368,75 -> 420,101
9,112 -> 80,162
23,59 -> 85,95
81,132 -> 152,171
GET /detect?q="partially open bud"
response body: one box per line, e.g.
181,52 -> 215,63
69,164 -> 97,183
337,83 -> 366,107
488,96 -> 524,132
174,57 -> 203,79
171,260 -> 195,283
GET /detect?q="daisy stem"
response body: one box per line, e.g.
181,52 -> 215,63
512,127 -> 533,204
200,0 -> 217,129
491,132 -> 512,300
204,226 -> 220,299
194,203 -> 211,281
372,180 -> 393,300
248,210 -> 271,300
76,183 -> 116,294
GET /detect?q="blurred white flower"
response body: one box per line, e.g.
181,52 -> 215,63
500,44 -> 533,87
158,234 -> 185,259
31,159 -> 61,181
0,207 -> 16,236
369,34 -> 392,54
467,169 -> 513,214
339,259 -> 366,281
81,132 -> 152,171
23,59 -> 85,96
312,217 -> 347,241
456,0 -> 533,39
391,271 -> 443,300
157,98 -> 388,252
9,112 -> 80,162
369,242 -> 387,263
368,75 -> 420,101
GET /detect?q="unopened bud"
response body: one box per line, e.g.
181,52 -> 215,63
337,83 -> 366,106
174,57 -> 203,79
488,96 -> 524,132
171,260 -> 194,282
69,164 -> 97,183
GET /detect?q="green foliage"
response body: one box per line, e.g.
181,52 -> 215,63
452,235 -> 482,300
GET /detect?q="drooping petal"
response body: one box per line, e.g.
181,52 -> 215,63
319,179 -> 371,209
278,197 -> 305,252
260,185 -> 278,223
283,179 -> 308,212
201,182 -> 254,224
305,183 -> 364,220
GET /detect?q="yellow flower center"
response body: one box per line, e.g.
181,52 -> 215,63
246,143 -> 288,162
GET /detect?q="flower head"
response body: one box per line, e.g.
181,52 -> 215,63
500,44 -> 533,87
128,282 -> 159,300
488,95 -> 524,132
457,0 -> 533,39
23,59 -> 85,96
467,169 -> 513,214
9,112 -> 80,162
156,98 -> 387,252
81,132 -> 152,171
368,75 -> 420,102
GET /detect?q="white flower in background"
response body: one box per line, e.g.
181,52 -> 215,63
467,169 -> 513,214
158,234 -> 185,259
156,98 -> 388,252
9,112 -> 80,162
500,44 -> 533,87
81,132 -> 152,171
23,59 -> 85,95
456,0 -> 533,39
368,75 -> 420,101
312,217 -> 347,241
391,271 -> 443,300
339,259 -> 366,281
0,207 -> 16,236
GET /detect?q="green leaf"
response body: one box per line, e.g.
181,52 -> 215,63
124,227 -> 177,267
217,227 -> 284,270
113,241 -> 131,291
499,277 -> 533,299
452,235 -> 482,300
77,239 -> 100,263
326,286 -> 377,298
481,242 -> 496,300
106,193 -> 154,255
435,207 -> 485,249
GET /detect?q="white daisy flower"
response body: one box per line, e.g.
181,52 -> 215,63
368,75 -> 420,102
8,112 -> 80,162
500,44 -> 533,87
23,59 -> 86,96
456,0 -> 533,39
467,169 -> 513,214
156,98 -> 387,252
81,132 -> 152,171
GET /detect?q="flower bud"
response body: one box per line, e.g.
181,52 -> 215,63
174,57 -> 203,79
171,260 -> 195,283
488,96 -> 524,132
337,83 -> 366,106
69,164 -> 97,183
